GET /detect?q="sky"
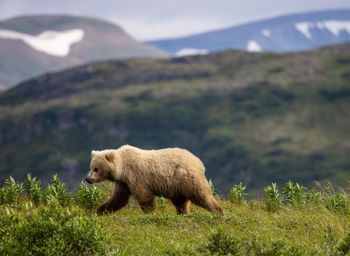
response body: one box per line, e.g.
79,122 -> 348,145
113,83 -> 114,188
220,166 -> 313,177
0,0 -> 349,41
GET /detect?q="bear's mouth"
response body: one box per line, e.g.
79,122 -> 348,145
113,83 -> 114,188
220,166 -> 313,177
85,177 -> 92,184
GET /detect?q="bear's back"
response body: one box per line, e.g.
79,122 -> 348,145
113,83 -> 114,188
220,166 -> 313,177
120,145 -> 207,198
157,147 -> 205,173
119,145 -> 205,175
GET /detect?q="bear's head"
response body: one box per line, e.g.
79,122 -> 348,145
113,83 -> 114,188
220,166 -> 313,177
85,150 -> 117,184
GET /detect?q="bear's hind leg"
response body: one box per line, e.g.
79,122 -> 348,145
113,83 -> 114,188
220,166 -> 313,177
139,200 -> 155,213
171,196 -> 191,214
135,191 -> 155,213
97,181 -> 131,215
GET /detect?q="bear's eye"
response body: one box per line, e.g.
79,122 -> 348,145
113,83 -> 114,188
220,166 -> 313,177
93,168 -> 98,172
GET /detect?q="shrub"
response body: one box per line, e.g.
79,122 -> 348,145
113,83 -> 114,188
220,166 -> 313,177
283,181 -> 305,207
44,174 -> 72,206
202,231 -> 303,256
0,176 -> 23,205
229,182 -> 247,205
246,235 -> 303,256
338,232 -> 350,256
24,173 -> 42,205
204,228 -> 241,255
165,244 -> 196,256
264,183 -> 282,212
324,192 -> 349,214
95,182 -> 114,201
74,182 -> 102,210
304,188 -> 322,204
0,199 -> 113,256
249,199 -> 257,209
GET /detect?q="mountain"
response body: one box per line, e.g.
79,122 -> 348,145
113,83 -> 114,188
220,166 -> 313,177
0,43 -> 350,195
0,15 -> 168,89
146,9 -> 350,56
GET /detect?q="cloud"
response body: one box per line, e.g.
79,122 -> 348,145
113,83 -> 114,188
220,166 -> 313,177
0,0 -> 350,40
117,17 -> 228,41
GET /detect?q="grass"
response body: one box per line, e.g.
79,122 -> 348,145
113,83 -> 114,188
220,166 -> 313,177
1,174 -> 350,255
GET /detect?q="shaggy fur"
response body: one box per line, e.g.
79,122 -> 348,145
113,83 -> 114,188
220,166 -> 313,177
85,145 -> 223,215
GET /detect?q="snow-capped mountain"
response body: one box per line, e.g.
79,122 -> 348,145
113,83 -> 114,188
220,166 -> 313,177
0,15 -> 168,89
146,9 -> 350,56
0,28 -> 85,57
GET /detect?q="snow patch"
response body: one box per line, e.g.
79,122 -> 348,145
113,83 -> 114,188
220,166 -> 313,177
295,20 -> 350,39
175,48 -> 208,57
262,29 -> 270,38
295,22 -> 313,39
322,20 -> 350,37
316,22 -> 325,30
0,29 -> 84,57
246,40 -> 262,52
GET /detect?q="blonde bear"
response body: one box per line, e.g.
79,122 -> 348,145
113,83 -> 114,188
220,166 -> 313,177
85,145 -> 223,215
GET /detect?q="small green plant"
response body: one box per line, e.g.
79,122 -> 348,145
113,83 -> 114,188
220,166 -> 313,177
24,173 -> 42,205
44,174 -> 72,206
246,235 -> 303,256
324,192 -> 349,214
209,179 -> 220,200
204,228 -> 241,255
0,176 -> 23,205
264,183 -> 282,212
304,188 -> 322,204
95,182 -> 114,200
337,232 -> 350,256
203,232 -> 304,256
249,199 -> 257,209
324,225 -> 339,255
283,181 -> 305,207
165,243 -> 196,256
74,182 -> 102,210
229,182 -> 247,205
156,196 -> 167,209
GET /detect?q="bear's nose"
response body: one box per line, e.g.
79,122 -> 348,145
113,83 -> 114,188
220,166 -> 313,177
85,177 -> 92,184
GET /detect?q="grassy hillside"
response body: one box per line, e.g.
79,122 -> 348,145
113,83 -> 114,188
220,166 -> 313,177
0,44 -> 350,195
1,174 -> 350,255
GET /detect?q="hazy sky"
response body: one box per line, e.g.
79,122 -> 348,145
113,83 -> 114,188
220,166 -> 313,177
0,0 -> 349,40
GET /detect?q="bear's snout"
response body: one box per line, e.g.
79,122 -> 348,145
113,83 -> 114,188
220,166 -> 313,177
85,177 -> 92,184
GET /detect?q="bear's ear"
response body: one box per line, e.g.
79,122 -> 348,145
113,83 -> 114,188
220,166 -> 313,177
91,150 -> 98,158
105,152 -> 115,163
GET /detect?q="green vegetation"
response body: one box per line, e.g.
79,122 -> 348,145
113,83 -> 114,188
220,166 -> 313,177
74,182 -> 103,210
229,182 -> 247,205
0,176 -> 23,204
1,174 -> 350,255
24,173 -> 42,205
0,44 -> 350,195
264,183 -> 283,212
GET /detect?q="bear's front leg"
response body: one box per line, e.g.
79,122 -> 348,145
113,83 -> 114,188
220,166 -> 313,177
97,202 -> 109,215
97,181 -> 131,215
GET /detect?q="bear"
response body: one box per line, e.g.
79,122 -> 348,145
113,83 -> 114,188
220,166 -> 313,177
85,145 -> 223,215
